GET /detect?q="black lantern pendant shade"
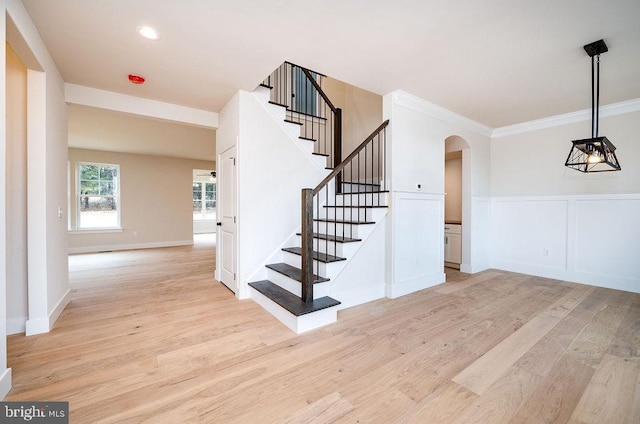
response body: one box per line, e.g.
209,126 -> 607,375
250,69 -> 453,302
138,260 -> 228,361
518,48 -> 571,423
565,39 -> 621,172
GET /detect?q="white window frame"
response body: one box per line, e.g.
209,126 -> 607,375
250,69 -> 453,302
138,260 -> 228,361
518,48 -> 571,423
75,161 -> 121,230
192,180 -> 216,221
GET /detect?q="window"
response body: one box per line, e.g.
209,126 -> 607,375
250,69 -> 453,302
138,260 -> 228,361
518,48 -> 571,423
77,162 -> 120,229
293,67 -> 318,116
193,181 -> 216,220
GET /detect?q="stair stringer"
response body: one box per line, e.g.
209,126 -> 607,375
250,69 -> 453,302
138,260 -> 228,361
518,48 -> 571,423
236,90 -> 328,297
280,206 -> 389,301
328,213 -> 389,309
252,85 -> 329,171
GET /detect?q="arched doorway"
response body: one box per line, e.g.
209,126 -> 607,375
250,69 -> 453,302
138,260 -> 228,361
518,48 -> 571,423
444,135 -> 471,273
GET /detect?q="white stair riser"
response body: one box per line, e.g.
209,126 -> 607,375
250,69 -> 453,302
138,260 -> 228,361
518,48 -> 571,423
265,268 -> 331,299
253,85 -> 272,102
265,102 -> 287,121
313,221 -> 374,238
333,192 -> 389,206
310,154 -> 328,169
321,207 -> 388,222
306,238 -> 360,257
341,183 -> 382,193
284,122 -> 304,140
249,287 -> 339,334
281,251 -> 344,280
320,208 -> 373,221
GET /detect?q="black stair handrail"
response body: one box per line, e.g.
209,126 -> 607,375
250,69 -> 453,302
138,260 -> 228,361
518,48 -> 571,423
262,62 -> 342,169
300,120 -> 390,303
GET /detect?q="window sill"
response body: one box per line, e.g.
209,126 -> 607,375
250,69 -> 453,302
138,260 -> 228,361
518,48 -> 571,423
68,228 -> 124,235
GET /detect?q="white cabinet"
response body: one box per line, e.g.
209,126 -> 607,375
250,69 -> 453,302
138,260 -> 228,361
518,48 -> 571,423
444,224 -> 462,266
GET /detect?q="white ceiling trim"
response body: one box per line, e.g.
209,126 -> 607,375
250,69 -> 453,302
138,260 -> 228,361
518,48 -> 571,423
64,83 -> 218,129
492,98 -> 640,138
392,90 -> 494,138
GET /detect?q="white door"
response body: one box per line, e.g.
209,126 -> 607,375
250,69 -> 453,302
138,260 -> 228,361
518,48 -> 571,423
218,146 -> 237,293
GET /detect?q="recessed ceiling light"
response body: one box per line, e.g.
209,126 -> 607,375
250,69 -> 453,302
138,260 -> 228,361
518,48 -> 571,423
136,26 -> 161,40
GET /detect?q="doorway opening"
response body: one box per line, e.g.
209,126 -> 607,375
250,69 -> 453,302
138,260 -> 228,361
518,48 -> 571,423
192,169 -> 217,240
444,135 -> 470,273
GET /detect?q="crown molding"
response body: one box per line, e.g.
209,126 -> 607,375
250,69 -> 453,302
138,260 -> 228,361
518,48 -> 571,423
392,90 -> 494,138
492,98 -> 640,138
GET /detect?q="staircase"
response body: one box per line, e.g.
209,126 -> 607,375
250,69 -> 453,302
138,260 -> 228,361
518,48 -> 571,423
248,62 -> 389,333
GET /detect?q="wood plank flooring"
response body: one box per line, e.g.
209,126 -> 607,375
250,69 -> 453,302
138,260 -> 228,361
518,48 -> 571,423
5,237 -> 640,423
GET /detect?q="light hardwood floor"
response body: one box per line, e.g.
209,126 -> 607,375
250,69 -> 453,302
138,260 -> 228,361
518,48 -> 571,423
6,238 -> 640,423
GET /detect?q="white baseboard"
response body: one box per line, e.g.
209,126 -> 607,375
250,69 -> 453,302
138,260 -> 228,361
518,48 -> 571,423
50,289 -> 72,328
386,271 -> 446,299
460,260 -> 490,274
335,284 -> 385,310
0,368 -> 12,400
493,260 -> 640,294
69,240 -> 193,254
6,317 -> 27,335
25,317 -> 49,336
25,289 -> 72,336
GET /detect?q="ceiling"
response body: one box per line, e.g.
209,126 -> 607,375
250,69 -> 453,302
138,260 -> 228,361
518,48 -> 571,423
21,0 -> 640,128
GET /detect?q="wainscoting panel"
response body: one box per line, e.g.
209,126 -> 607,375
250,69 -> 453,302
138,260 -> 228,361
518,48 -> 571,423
574,198 -> 640,283
466,197 -> 491,273
387,191 -> 446,298
491,194 -> 640,293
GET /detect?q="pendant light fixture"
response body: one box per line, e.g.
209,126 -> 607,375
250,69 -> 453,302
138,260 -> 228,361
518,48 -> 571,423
565,39 -> 621,172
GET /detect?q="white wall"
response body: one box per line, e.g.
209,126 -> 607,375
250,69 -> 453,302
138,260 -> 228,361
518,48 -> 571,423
68,149 -> 215,253
1,0 -> 71,397
383,90 -> 492,292
491,111 -> 640,196
323,77 -> 383,156
5,42 -> 28,335
0,5 -> 10,399
445,155 -> 462,222
234,90 -> 326,298
490,109 -> 640,292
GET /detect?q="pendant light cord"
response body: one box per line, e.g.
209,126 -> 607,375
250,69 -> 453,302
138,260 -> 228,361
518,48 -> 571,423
595,54 -> 600,138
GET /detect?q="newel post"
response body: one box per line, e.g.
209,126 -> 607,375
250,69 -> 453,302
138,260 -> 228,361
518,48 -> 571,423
334,108 -> 343,194
301,189 -> 314,303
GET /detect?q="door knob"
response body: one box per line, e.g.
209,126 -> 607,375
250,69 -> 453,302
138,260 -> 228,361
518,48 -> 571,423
216,222 -> 222,226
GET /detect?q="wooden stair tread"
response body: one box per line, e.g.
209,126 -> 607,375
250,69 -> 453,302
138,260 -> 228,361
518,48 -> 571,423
268,100 -> 288,108
284,119 -> 303,126
249,280 -> 340,316
336,190 -> 390,195
299,136 -> 316,142
288,110 -> 328,121
342,181 -> 381,187
266,263 -> 329,283
259,83 -> 273,89
314,218 -> 375,225
282,247 -> 346,263
323,205 -> 388,209
296,233 -> 361,243
312,152 -> 329,157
